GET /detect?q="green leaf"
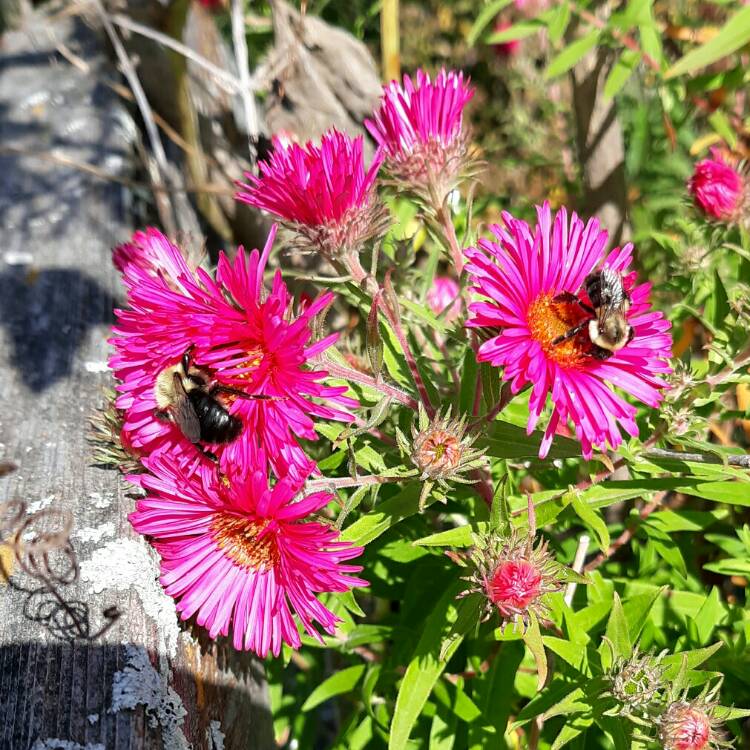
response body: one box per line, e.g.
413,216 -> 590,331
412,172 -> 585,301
547,0 -> 570,43
623,589 -> 662,644
570,491 -> 610,552
413,524 -> 481,548
543,636 -> 586,672
490,476 -> 511,535
458,347 -> 479,415
709,109 -> 737,149
480,420 -> 581,461
703,558 -> 750,576
522,615 -> 548,689
662,642 -> 723,679
301,664 -> 366,711
467,0 -> 514,45
601,593 -> 631,669
341,484 -> 422,547
545,29 -> 601,79
678,480 -> 750,505
665,5 -> 750,78
389,582 -> 471,750
705,270 -> 730,330
486,21 -> 542,44
693,588 -> 725,645
551,716 -> 593,750
604,49 -> 641,99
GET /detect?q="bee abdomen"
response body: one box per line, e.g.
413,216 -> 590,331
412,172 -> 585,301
189,391 -> 243,444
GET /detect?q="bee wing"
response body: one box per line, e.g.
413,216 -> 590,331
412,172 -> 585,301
171,373 -> 202,443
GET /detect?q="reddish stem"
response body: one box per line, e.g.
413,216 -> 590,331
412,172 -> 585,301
381,303 -> 436,418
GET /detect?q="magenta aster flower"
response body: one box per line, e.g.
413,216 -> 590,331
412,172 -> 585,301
365,68 -> 475,202
129,454 -> 366,657
109,225 -> 356,477
235,129 -> 388,261
688,148 -> 745,223
465,202 -> 672,459
426,275 -> 462,322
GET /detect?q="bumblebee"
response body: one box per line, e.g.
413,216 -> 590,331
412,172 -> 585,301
552,268 -> 634,360
154,347 -> 270,446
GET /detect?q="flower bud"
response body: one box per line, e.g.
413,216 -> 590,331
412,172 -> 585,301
659,698 -> 729,750
462,529 -> 564,628
410,406 -> 484,483
688,148 -> 746,223
604,647 -> 667,716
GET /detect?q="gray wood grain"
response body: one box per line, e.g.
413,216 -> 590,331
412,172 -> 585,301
0,13 -> 273,750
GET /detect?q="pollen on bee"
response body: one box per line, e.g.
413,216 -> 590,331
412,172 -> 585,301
526,293 -> 593,369
210,513 -> 279,572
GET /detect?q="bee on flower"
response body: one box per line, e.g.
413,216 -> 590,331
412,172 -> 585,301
465,202 -> 672,459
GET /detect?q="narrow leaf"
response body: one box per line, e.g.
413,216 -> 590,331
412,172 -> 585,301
302,664 -> 366,711
545,30 -> 601,79
665,6 -> 750,78
389,582 -> 470,750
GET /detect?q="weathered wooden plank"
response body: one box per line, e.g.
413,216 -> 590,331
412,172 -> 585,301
0,13 -> 273,750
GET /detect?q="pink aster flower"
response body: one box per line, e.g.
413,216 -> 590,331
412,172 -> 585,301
235,129 -> 388,262
688,148 -> 745,223
129,453 -> 366,657
109,225 -> 356,478
426,275 -> 462,322
465,202 -> 672,459
365,68 -> 475,203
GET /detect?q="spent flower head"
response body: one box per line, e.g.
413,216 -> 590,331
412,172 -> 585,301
236,129 -> 389,263
365,69 -> 476,206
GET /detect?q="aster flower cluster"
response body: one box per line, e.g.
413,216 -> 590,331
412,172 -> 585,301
95,53 -> 750,750
109,225 -> 366,656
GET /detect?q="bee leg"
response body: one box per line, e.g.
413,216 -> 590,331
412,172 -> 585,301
590,345 -> 613,361
552,291 -> 595,316
193,442 -> 219,463
210,383 -> 274,400
627,326 -> 635,344
551,321 -> 588,346
154,409 -> 172,423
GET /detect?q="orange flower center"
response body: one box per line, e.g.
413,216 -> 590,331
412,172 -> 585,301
210,513 -> 279,572
526,293 -> 592,369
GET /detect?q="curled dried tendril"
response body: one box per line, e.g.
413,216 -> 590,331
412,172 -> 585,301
0,497 -> 120,641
